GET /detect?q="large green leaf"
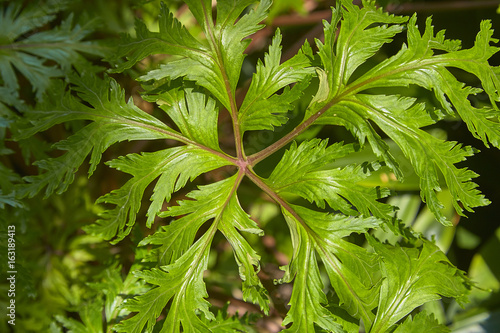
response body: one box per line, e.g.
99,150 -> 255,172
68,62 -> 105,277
279,207 -> 344,333
368,236 -> 470,333
277,204 -> 382,332
341,93 -> 487,225
115,229 -> 215,333
318,0 -> 407,97
352,17 -> 500,150
309,3 -> 498,225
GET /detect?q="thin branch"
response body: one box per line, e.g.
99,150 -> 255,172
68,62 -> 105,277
271,10 -> 332,26
385,0 -> 500,14
246,101 -> 331,166
264,0 -> 500,31
244,166 -> 313,235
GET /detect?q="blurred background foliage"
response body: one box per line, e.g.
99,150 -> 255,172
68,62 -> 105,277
1,0 -> 500,332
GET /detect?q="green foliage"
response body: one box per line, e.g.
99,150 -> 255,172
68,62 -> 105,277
4,0 -> 500,332
393,312 -> 450,333
0,0 -> 108,102
0,0 -> 111,211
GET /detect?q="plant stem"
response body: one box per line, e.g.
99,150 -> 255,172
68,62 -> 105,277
244,166 -> 311,233
247,102 -> 332,165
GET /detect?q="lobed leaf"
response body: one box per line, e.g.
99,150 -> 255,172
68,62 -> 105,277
110,2 -> 207,72
84,147 -> 230,243
312,6 -> 499,225
341,93 -> 489,225
15,74 -> 184,199
142,174 -> 269,311
368,236 -> 470,333
279,208 -> 343,333
291,205 -> 383,328
217,189 -> 270,313
207,0 -> 271,97
238,29 -> 314,132
124,0 -> 271,110
267,139 -> 394,221
115,229 -> 215,333
315,0 -> 407,99
393,312 -> 450,333
125,173 -> 269,330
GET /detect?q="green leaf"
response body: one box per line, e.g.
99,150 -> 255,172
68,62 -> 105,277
217,190 -> 270,313
345,93 -> 488,225
279,207 -> 343,333
238,29 -> 314,132
206,0 -> 271,97
312,8 -> 498,225
121,174 -> 268,331
120,0 -> 271,110
142,174 -> 269,312
84,147 -> 230,243
434,67 -> 500,149
344,15 -> 500,152
308,1 -> 408,177
316,0 -> 407,99
393,312 -> 450,333
396,18 -> 500,149
277,203 -> 382,332
115,228 -> 215,333
110,2 -> 206,72
267,139 -> 394,221
368,236 -> 471,333
292,205 -> 382,329
14,73 -> 189,199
